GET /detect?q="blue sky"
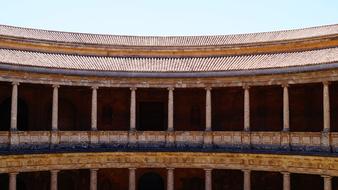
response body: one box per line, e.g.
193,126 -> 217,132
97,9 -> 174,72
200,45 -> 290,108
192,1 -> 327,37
1,0 -> 337,36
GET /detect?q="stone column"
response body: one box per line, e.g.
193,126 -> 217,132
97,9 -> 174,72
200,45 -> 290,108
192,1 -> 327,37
130,88 -> 137,131
322,82 -> 331,151
167,168 -> 174,190
243,85 -> 250,131
323,82 -> 330,132
282,84 -> 290,131
281,84 -> 290,150
90,169 -> 98,190
323,175 -> 332,190
52,85 -> 59,131
50,170 -> 58,190
91,86 -> 98,131
282,172 -> 290,190
205,87 -> 212,131
11,82 -> 19,131
168,87 -> 174,131
129,168 -> 136,190
9,172 -> 17,190
243,170 -> 250,190
205,169 -> 212,190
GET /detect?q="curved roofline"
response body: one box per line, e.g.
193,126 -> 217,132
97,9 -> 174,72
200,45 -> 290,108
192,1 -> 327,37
1,24 -> 337,47
1,61 -> 338,78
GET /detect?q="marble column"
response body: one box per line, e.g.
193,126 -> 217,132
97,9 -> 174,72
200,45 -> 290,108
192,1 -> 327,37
323,175 -> 332,190
322,82 -> 331,151
205,169 -> 212,190
52,85 -> 59,131
168,87 -> 174,131
90,169 -> 98,190
243,170 -> 250,190
323,82 -> 330,132
205,87 -> 212,131
130,88 -> 137,131
9,172 -> 17,190
167,168 -> 174,190
243,86 -> 250,131
129,168 -> 136,190
91,86 -> 98,131
282,84 -> 290,132
282,172 -> 290,190
11,82 -> 19,131
50,170 -> 58,190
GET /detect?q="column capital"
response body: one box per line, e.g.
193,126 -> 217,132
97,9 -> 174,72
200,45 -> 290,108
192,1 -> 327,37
50,170 -> 59,173
323,81 -> 331,86
166,167 -> 175,171
281,171 -> 290,175
321,175 -> 332,179
9,172 -> 18,175
205,86 -> 212,91
90,168 -> 99,172
12,81 -> 20,86
129,167 -> 137,171
167,87 -> 175,91
242,84 -> 250,90
242,169 -> 251,173
91,85 -> 99,90
52,84 -> 60,88
281,83 -> 289,88
204,168 -> 213,172
130,87 -> 137,91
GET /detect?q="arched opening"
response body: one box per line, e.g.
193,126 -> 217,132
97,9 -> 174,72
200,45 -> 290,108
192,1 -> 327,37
138,172 -> 164,190
0,97 -> 29,131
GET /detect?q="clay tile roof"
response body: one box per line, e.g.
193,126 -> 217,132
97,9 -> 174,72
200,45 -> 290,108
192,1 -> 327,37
0,24 -> 338,47
0,48 -> 337,74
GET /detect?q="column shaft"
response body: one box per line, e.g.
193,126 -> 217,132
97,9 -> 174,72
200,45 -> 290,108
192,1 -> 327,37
282,172 -> 290,190
205,88 -> 212,131
90,169 -> 98,190
50,170 -> 58,190
323,176 -> 332,190
205,169 -> 212,190
167,168 -> 174,190
91,87 -> 98,131
283,84 -> 290,131
52,85 -> 59,131
168,88 -> 174,131
129,168 -> 136,190
243,170 -> 250,190
323,82 -> 330,132
11,82 -> 19,131
9,172 -> 17,190
244,86 -> 250,131
130,88 -> 136,130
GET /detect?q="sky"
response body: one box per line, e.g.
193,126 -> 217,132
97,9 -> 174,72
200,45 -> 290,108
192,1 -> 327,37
0,0 -> 337,36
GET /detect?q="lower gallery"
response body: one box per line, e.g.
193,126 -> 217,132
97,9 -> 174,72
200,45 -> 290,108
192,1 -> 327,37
0,24 -> 338,189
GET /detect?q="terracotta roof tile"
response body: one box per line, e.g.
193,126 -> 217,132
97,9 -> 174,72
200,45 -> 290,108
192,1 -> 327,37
0,24 -> 337,47
0,48 -> 337,72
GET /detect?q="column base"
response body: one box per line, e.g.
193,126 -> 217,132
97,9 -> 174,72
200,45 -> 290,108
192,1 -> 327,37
321,132 -> 331,152
128,131 -> 138,148
203,131 -> 213,149
165,131 -> 175,148
280,131 -> 290,151
241,131 -> 251,150
9,131 -> 19,150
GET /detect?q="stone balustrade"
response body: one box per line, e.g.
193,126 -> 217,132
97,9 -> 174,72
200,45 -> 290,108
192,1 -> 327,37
0,131 -> 336,152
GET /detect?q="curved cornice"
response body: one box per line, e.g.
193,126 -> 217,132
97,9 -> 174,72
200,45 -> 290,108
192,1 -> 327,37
0,24 -> 337,57
0,152 -> 337,176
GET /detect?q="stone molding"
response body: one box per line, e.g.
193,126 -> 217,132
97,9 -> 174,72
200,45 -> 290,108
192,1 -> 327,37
0,152 -> 337,176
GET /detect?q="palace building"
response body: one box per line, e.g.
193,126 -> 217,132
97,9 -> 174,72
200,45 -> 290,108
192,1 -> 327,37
0,24 -> 338,190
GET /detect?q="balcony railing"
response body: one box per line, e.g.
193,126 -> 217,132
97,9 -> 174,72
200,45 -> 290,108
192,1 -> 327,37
0,130 -> 337,153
